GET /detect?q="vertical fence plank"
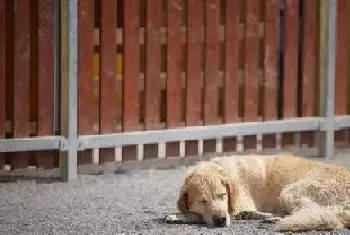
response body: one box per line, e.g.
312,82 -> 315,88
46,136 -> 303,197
36,0 -> 57,169
243,0 -> 260,150
204,0 -> 220,125
167,0 -> 182,128
123,0 -> 140,132
78,0 -> 94,165
5,0 -> 14,167
185,0 -> 204,155
143,0 -> 162,160
123,0 -> 140,160
0,0 -> 4,169
99,0 -> 117,164
262,0 -> 279,149
301,0 -> 316,117
186,0 -> 203,127
223,0 -> 239,152
145,0 -> 161,130
334,0 -> 347,145
244,0 -> 259,122
166,0 -> 183,157
12,0 -> 31,170
301,0 -> 317,147
203,0 -> 220,154
282,0 -> 299,147
224,0 -> 239,124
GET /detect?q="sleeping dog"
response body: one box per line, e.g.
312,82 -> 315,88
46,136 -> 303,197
166,154 -> 350,232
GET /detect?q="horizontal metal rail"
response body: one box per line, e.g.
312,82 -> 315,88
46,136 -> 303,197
1,116 -> 350,152
334,116 -> 350,130
0,136 -> 63,152
77,117 -> 324,150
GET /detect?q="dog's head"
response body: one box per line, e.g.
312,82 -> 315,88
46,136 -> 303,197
177,162 -> 238,227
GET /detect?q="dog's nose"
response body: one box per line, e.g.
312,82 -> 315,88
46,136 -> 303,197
212,215 -> 227,227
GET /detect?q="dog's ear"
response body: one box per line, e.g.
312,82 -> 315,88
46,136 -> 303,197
222,176 -> 238,214
177,189 -> 188,212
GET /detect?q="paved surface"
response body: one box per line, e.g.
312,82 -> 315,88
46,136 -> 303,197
0,156 -> 349,234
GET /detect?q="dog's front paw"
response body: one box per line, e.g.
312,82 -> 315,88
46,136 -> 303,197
235,211 -> 258,220
260,217 -> 282,224
165,214 -> 179,223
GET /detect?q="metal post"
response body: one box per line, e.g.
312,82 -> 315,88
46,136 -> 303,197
319,0 -> 336,159
60,0 -> 78,181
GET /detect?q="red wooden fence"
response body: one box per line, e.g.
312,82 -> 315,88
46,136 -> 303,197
0,0 -> 349,171
1,0 -> 57,170
335,0 -> 349,146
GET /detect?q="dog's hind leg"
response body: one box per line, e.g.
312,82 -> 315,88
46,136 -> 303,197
340,202 -> 350,228
274,206 -> 344,232
270,178 -> 348,232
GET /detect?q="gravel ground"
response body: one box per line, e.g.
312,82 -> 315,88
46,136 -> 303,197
0,161 -> 349,234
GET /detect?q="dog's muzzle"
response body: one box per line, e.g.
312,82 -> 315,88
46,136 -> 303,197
212,215 -> 227,227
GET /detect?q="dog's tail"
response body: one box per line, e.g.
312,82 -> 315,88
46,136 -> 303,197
275,205 -> 350,232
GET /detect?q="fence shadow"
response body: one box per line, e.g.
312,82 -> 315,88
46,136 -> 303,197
0,175 -> 63,184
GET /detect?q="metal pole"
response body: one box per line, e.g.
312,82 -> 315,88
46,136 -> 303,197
60,0 -> 78,181
320,0 -> 336,159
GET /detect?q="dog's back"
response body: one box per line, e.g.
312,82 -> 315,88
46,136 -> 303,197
212,154 -> 321,212
213,154 -> 350,231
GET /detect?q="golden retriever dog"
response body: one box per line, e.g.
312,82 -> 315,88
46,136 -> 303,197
166,154 -> 350,232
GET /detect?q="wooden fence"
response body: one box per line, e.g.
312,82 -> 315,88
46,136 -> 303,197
0,0 -> 350,173
0,0 -> 58,170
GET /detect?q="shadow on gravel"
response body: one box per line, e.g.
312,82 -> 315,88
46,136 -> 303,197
0,175 -> 62,184
152,218 -> 209,228
155,217 -> 277,231
154,218 -> 210,228
113,168 -> 129,175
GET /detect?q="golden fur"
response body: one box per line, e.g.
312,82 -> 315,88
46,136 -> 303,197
176,154 -> 350,232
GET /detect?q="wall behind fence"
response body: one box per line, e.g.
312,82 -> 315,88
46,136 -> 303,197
0,0 -> 350,172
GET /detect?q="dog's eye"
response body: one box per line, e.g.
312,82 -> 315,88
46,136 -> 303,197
217,193 -> 226,200
199,199 -> 208,204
